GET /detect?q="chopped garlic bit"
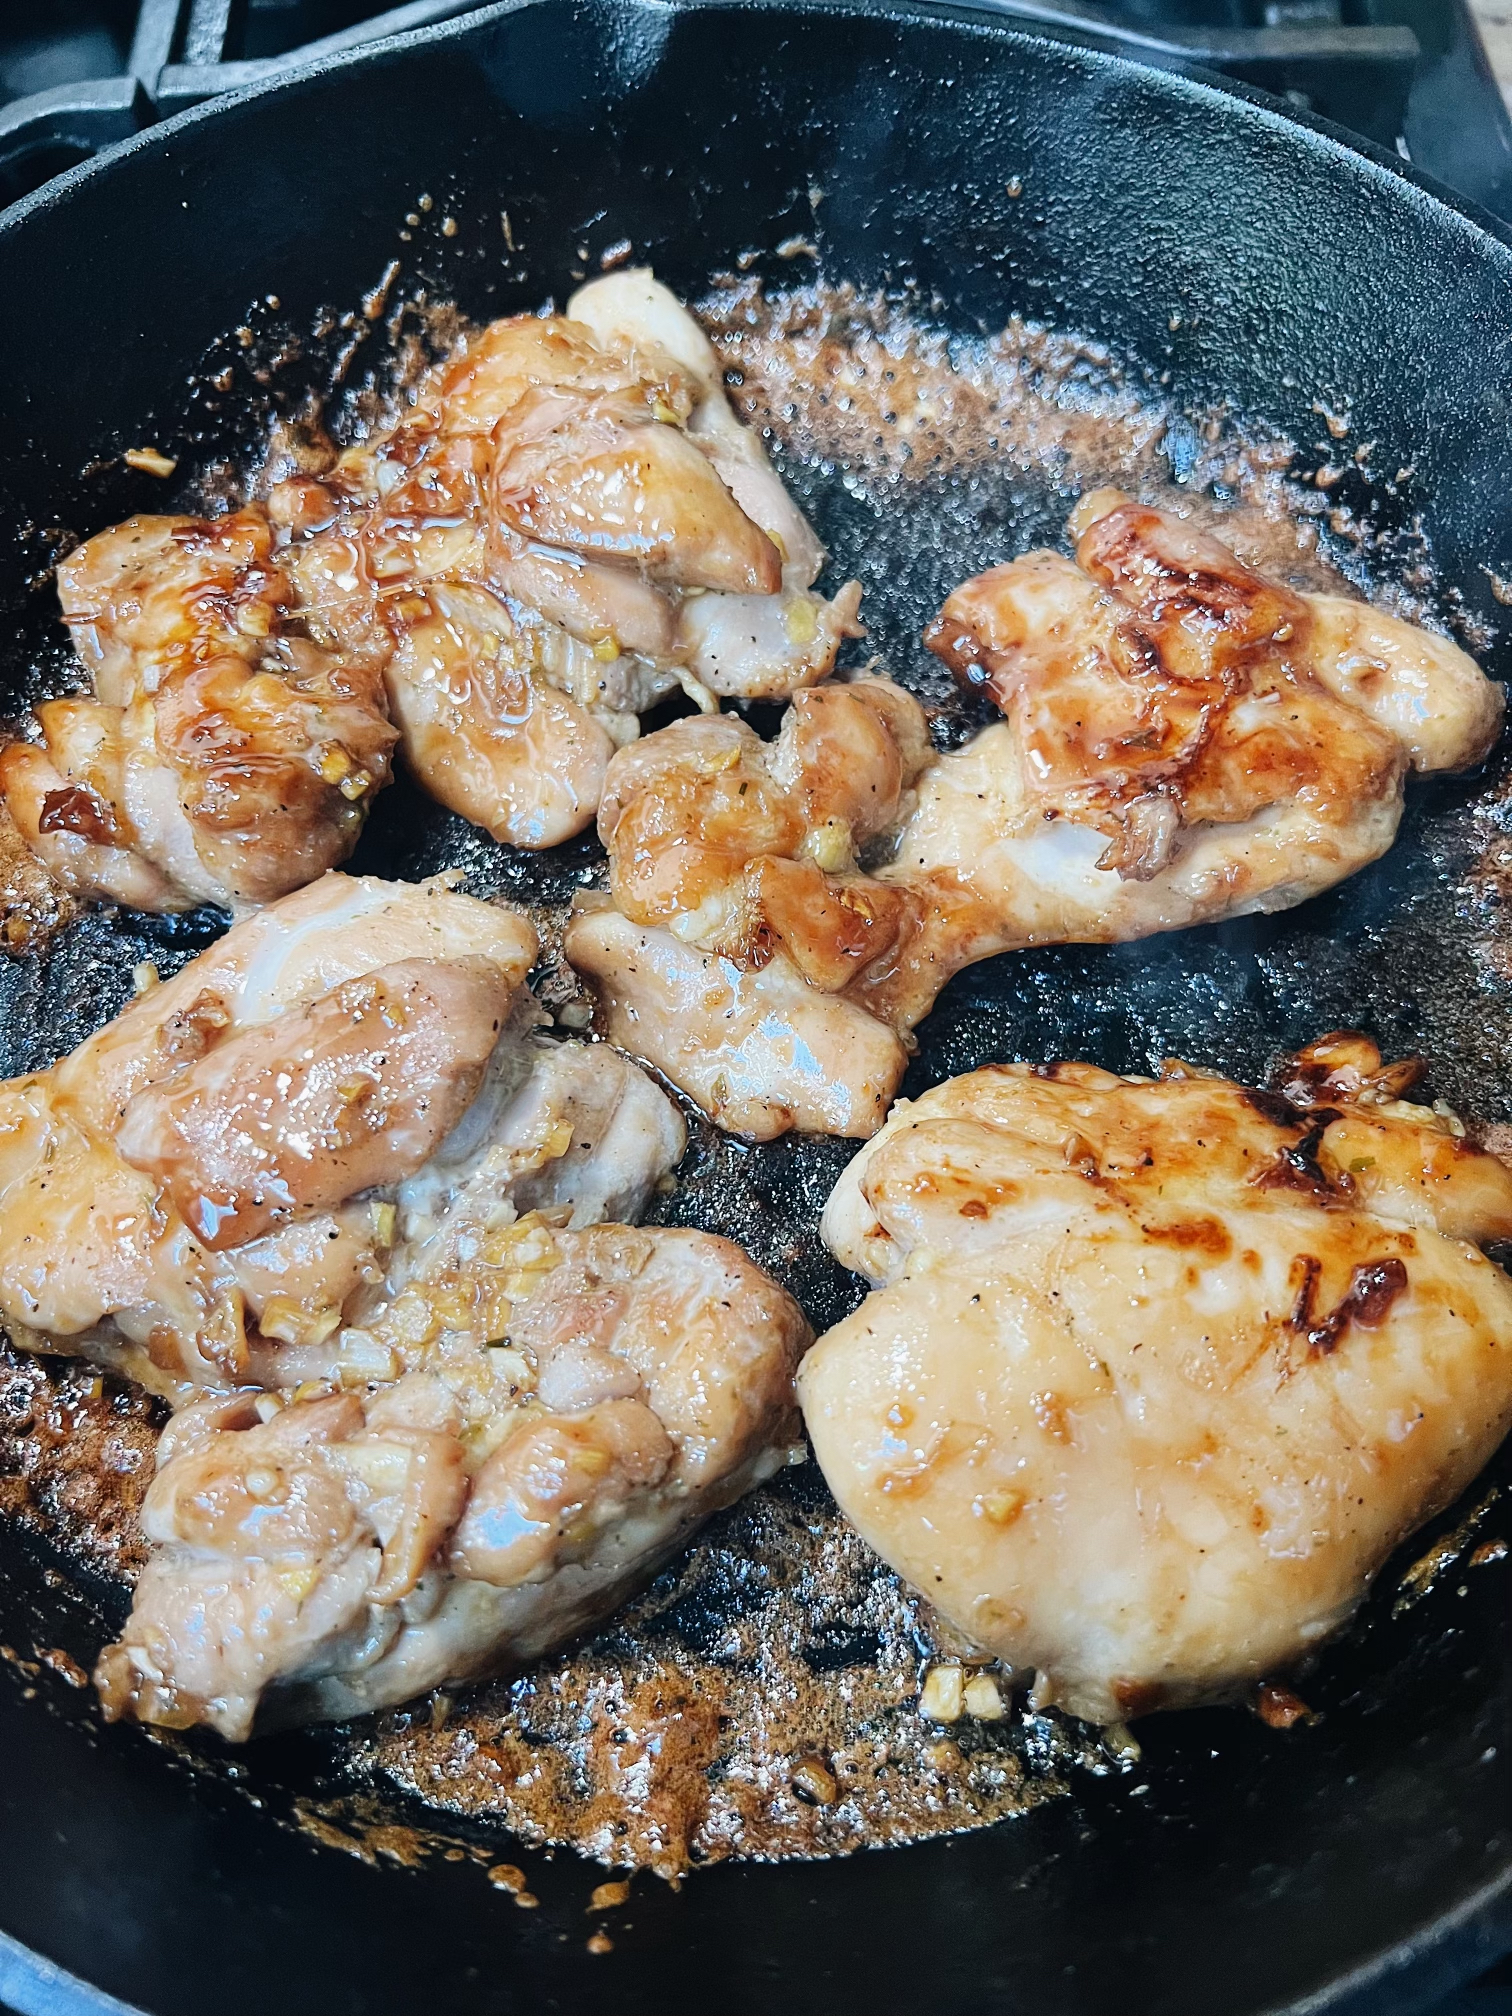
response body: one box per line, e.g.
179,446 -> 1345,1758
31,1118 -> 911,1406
485,1346 -> 533,1393
973,1488 -> 1025,1528
276,1561 -> 321,1605
380,1289 -> 442,1351
783,594 -> 819,647
790,1754 -> 838,1805
673,666 -> 720,715
799,816 -> 855,873
334,1438 -> 412,1493
1027,1669 -> 1057,1713
131,960 -> 160,996
337,1330 -> 400,1386
124,446 -> 178,478
963,1672 -> 1005,1720
259,1298 -> 341,1348
919,1663 -> 965,1722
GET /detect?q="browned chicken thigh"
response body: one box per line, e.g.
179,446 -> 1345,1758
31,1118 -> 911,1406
865,490 -> 1502,1027
275,272 -> 860,850
101,1224 -> 808,1737
566,493 -> 1503,1141
0,869 -> 810,1737
0,511 -> 396,911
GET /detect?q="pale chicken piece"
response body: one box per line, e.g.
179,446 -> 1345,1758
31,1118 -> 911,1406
563,677 -> 932,1138
390,1029 -> 688,1261
864,492 -> 1503,1031
0,872 -> 537,1391
800,1038 -> 1512,1724
270,274 -> 860,849
1301,593 -> 1503,772
566,900 -> 907,1139
0,511 -> 396,912
97,1224 -> 810,1737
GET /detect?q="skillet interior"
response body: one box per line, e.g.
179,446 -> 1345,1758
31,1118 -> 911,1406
1,4 -> 1512,2010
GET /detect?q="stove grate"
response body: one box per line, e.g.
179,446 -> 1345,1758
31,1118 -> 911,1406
0,0 -> 1510,218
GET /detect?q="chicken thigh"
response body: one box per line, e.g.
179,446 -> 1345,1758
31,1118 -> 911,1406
0,871 -> 681,1398
565,493 -> 1498,1144
0,511 -> 397,911
98,1224 -> 809,1738
0,866 -> 808,1739
274,272 -> 861,849
799,1038 -> 1512,1723
862,491 -> 1502,1028
564,678 -> 932,1137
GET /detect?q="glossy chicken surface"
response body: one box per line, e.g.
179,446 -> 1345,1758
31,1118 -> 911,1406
565,678 -> 931,1137
0,867 -> 809,1734
864,491 -> 1502,1028
799,1038 -> 1512,1723
566,491 -> 1501,1142
0,872 -> 537,1392
0,511 -> 396,911
273,272 -> 860,849
99,1225 -> 809,1737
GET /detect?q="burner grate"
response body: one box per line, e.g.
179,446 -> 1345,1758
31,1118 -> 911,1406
0,0 -> 1512,218
0,0 -> 1510,217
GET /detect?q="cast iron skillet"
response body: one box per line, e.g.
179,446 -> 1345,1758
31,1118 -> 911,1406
2,4 -> 1512,2011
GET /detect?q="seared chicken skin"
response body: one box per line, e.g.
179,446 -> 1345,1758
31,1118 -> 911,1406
799,1038 -> 1512,1723
864,491 -> 1502,1027
0,511 -> 396,911
565,678 -> 932,1137
98,1225 -> 809,1737
274,272 -> 861,849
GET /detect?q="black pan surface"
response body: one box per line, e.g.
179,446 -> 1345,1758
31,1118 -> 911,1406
1,5 -> 1512,2011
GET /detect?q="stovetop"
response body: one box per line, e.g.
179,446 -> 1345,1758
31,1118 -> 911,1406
2,0 -> 1512,219
0,5 -> 1510,2016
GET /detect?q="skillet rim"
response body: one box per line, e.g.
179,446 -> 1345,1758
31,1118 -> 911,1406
0,6 -> 1510,2014
6,0 -> 1512,264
